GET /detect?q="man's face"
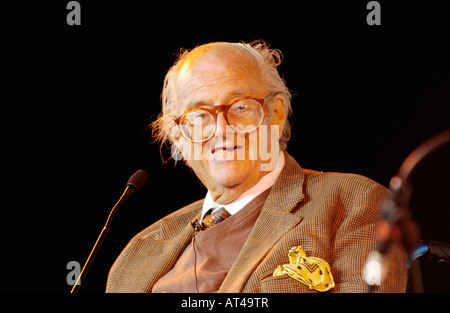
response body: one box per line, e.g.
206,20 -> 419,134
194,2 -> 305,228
173,54 -> 285,204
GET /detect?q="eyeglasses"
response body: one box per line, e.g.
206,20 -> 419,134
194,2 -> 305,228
174,93 -> 279,143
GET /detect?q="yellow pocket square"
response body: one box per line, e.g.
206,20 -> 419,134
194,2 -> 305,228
273,245 -> 335,292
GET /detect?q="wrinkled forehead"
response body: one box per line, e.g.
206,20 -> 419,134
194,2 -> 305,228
174,50 -> 264,113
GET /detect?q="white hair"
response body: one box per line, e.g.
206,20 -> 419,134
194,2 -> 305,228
150,40 -> 293,161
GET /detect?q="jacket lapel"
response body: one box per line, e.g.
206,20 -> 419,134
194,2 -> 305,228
219,152 -> 306,292
138,205 -> 203,292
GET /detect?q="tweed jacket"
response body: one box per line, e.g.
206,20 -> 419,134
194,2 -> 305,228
106,152 -> 407,293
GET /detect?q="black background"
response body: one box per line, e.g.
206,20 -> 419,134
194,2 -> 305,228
2,1 -> 449,294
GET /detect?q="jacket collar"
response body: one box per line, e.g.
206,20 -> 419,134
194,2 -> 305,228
267,151 -> 305,213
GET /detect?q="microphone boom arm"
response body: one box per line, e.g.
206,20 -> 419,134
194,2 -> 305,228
70,185 -> 135,293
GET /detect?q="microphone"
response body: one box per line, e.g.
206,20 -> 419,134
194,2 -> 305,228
364,129 -> 450,292
127,169 -> 150,192
363,188 -> 421,289
70,169 -> 149,293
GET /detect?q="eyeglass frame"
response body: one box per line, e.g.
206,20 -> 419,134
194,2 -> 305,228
173,92 -> 281,143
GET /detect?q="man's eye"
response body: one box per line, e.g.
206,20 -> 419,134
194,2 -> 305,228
195,112 -> 208,118
190,110 -> 208,118
187,110 -> 213,125
233,104 -> 248,112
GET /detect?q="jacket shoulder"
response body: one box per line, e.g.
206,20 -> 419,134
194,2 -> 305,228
131,198 -> 204,241
300,169 -> 391,218
106,199 -> 203,292
304,169 -> 389,195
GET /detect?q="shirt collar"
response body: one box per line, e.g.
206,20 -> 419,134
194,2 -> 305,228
201,150 -> 285,221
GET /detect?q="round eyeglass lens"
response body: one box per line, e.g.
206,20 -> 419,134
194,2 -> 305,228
227,99 -> 264,132
179,110 -> 215,142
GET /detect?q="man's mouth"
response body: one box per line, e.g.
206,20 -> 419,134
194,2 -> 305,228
211,145 -> 242,157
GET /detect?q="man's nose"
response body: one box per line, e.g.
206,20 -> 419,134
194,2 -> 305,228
214,112 -> 229,136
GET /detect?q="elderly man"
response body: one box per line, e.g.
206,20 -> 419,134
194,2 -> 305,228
106,40 -> 407,293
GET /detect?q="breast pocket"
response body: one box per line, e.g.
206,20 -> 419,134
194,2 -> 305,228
259,273 -> 314,293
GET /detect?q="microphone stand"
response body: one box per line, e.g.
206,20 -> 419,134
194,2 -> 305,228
70,185 -> 135,293
369,129 -> 450,293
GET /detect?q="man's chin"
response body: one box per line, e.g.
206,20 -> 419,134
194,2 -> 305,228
210,173 -> 247,188
208,165 -> 251,188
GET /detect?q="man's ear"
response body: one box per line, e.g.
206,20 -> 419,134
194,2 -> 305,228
271,93 -> 286,138
170,142 -> 183,162
170,135 -> 195,168
168,126 -> 186,163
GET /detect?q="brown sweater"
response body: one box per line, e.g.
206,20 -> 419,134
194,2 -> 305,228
152,189 -> 271,293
